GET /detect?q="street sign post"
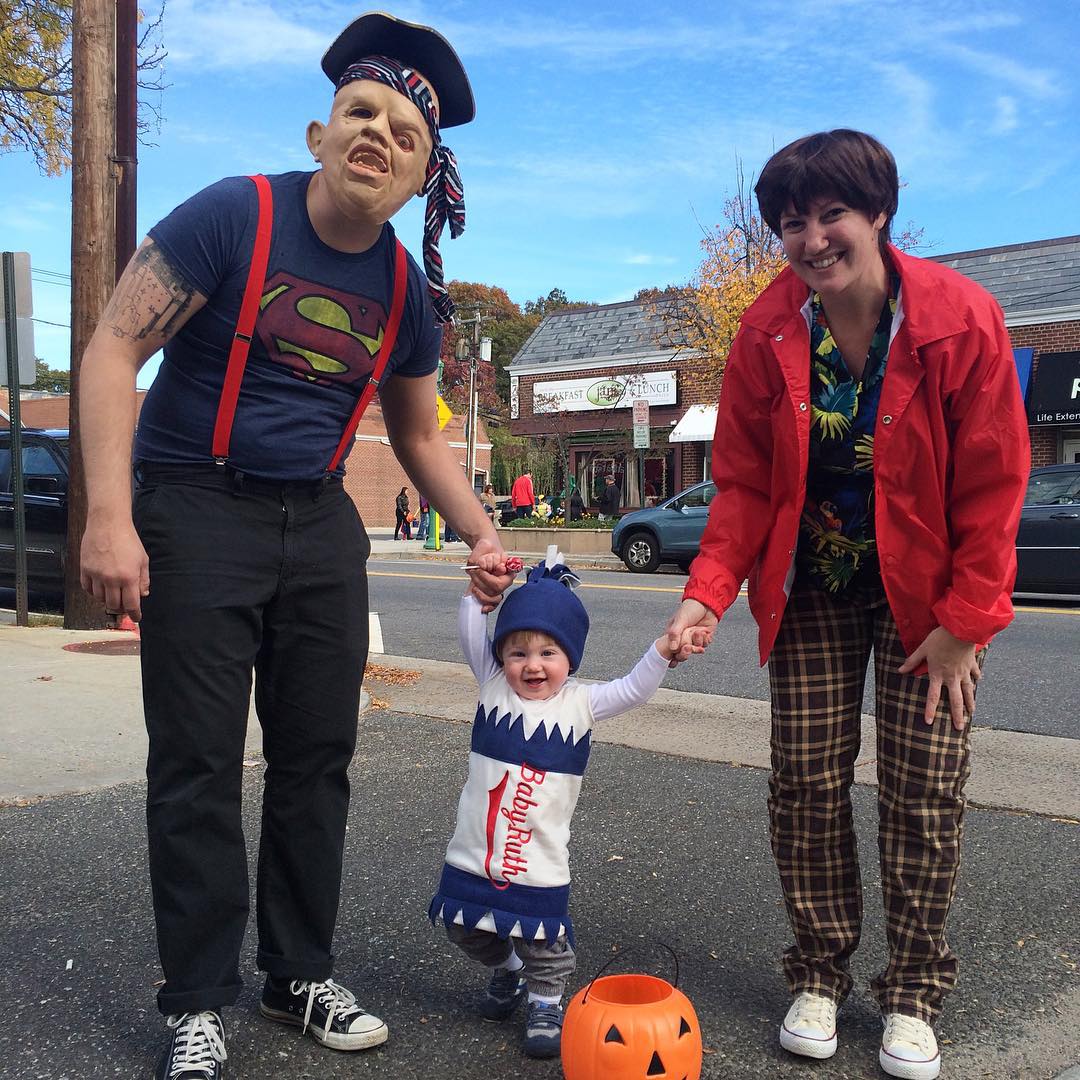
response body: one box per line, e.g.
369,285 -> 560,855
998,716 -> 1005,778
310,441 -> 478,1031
2,252 -> 32,626
632,399 -> 650,506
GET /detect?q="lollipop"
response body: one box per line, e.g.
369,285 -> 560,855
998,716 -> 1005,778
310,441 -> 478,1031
463,555 -> 524,574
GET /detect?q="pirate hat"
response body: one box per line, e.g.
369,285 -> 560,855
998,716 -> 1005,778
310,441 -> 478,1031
321,11 -> 475,128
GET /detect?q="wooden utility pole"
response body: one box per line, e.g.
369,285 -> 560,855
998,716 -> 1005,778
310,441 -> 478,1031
66,0 -> 117,629
115,0 -> 138,278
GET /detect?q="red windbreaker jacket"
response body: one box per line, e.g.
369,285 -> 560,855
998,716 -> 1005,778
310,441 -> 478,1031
684,246 -> 1030,666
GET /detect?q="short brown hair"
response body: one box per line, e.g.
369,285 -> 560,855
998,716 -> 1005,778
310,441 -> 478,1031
755,129 -> 899,248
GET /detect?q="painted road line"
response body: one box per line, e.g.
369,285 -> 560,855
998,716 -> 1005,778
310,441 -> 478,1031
368,569 -> 712,596
367,569 -> 1080,615
369,611 -> 384,654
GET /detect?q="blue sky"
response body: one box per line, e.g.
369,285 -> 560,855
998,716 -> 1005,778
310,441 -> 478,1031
2,0 -> 1078,387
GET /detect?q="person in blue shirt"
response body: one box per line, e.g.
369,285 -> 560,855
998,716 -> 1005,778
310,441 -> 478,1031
76,13 -> 514,1079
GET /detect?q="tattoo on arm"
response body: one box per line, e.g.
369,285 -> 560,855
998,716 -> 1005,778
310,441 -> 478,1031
104,241 -> 203,343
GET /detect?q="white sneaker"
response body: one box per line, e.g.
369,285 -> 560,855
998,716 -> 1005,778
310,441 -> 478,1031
880,1013 -> 940,1079
779,991 -> 838,1059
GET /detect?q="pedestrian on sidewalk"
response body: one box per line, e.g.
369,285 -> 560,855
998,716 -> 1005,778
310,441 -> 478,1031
416,493 -> 430,541
511,470 -> 534,518
480,482 -> 498,525
597,473 -> 620,520
567,485 -> 585,522
666,129 -> 1029,1080
76,12 -> 515,1079
394,486 -> 412,539
429,549 -> 704,1059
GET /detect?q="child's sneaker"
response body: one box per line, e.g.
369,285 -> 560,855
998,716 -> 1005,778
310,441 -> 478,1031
478,967 -> 527,1021
523,1001 -> 564,1059
779,991 -> 838,1059
879,1013 -> 940,1079
259,976 -> 388,1051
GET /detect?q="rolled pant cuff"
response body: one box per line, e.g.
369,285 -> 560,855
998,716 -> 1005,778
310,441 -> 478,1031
790,980 -> 845,1006
878,1000 -> 939,1025
157,980 -> 243,1017
257,949 -> 334,984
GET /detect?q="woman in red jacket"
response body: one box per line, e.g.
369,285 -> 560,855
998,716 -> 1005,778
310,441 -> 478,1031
666,130 -> 1028,1080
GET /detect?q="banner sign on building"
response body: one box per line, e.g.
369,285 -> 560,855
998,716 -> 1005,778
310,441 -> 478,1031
532,371 -> 677,414
1027,351 -> 1080,426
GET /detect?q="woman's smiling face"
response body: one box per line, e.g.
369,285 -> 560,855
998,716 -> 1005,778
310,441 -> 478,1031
779,195 -> 887,297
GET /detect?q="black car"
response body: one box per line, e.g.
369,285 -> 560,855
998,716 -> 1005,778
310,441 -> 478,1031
0,428 -> 70,594
1014,463 -> 1080,598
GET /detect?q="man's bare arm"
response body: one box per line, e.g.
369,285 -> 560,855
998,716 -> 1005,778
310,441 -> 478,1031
79,237 -> 208,618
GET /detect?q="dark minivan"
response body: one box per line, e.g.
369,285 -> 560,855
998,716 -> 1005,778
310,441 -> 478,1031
0,428 -> 70,594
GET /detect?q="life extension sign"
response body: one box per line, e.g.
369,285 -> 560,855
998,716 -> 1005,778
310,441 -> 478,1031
1027,351 -> 1080,426
532,370 -> 677,414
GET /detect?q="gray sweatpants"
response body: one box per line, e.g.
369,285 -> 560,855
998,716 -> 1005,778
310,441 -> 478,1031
445,923 -> 576,1000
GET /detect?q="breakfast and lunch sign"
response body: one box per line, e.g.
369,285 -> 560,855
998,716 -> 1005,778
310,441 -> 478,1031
532,371 -> 677,414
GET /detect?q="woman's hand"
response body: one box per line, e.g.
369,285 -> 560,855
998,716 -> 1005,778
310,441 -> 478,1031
664,599 -> 719,667
898,625 -> 981,730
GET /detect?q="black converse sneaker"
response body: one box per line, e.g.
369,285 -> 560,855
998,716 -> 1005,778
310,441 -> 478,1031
155,1011 -> 227,1079
259,977 -> 388,1051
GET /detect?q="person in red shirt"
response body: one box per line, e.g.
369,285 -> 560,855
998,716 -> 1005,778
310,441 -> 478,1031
511,471 -> 535,518
666,130 -> 1028,1080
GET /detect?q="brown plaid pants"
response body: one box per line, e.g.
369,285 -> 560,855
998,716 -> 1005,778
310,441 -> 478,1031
767,582 -> 981,1023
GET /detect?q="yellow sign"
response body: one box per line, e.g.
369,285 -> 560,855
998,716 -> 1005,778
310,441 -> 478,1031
437,395 -> 453,430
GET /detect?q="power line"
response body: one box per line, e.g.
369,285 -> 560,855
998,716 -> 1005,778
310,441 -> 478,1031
31,316 -> 71,328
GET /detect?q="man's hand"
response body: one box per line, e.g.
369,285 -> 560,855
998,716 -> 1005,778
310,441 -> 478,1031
665,599 -> 719,667
465,538 -> 516,613
80,515 -> 150,621
898,625 -> 981,730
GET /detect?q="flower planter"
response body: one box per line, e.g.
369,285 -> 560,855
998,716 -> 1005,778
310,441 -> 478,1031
498,527 -> 613,556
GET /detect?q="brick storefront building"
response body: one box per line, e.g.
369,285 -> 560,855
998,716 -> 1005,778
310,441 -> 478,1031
507,235 -> 1080,514
506,298 -> 716,511
2,390 -> 488,529
934,234 -> 1080,467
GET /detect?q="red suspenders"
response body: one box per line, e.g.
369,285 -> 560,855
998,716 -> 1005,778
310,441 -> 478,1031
211,173 -> 409,475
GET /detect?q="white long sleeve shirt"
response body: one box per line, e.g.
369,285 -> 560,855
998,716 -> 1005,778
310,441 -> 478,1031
428,594 -> 669,943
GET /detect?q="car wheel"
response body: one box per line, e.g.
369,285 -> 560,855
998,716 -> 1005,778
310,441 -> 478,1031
622,531 -> 661,573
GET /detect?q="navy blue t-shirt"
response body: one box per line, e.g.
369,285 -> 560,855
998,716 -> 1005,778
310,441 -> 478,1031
136,171 -> 441,480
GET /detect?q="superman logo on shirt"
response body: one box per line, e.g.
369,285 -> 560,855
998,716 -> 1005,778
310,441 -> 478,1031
255,271 -> 391,387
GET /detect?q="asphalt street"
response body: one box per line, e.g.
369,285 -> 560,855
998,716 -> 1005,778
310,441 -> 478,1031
1,711 -> 1077,1080
368,560 -> 1080,741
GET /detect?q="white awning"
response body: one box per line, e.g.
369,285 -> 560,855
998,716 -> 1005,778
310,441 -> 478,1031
668,403 -> 717,442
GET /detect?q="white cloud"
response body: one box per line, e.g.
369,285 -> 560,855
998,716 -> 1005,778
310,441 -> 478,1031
165,0 -> 328,69
990,95 -> 1019,135
623,253 -> 677,266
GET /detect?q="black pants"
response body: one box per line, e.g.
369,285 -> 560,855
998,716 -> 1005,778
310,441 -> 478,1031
394,508 -> 411,539
134,468 -> 370,1015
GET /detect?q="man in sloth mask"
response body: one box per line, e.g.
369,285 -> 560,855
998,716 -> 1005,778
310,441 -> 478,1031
77,13 -> 514,1078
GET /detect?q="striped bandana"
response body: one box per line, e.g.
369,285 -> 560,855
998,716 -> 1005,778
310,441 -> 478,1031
336,55 -> 464,324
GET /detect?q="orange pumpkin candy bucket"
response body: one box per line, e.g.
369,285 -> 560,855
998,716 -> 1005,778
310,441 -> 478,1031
561,952 -> 702,1080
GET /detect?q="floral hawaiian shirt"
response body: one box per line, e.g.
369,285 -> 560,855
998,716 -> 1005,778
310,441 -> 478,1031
795,274 -> 899,594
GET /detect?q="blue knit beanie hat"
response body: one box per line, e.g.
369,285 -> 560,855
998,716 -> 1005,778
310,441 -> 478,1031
493,546 -> 589,674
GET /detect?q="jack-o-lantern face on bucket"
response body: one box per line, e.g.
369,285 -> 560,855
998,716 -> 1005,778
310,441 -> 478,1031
561,974 -> 702,1080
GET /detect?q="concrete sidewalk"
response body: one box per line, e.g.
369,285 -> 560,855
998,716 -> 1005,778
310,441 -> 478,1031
1,626 -> 1078,1078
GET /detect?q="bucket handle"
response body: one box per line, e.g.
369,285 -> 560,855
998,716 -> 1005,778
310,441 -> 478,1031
582,940 -> 680,1003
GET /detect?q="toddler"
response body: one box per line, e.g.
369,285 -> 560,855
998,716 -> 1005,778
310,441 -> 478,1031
428,548 -> 700,1058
